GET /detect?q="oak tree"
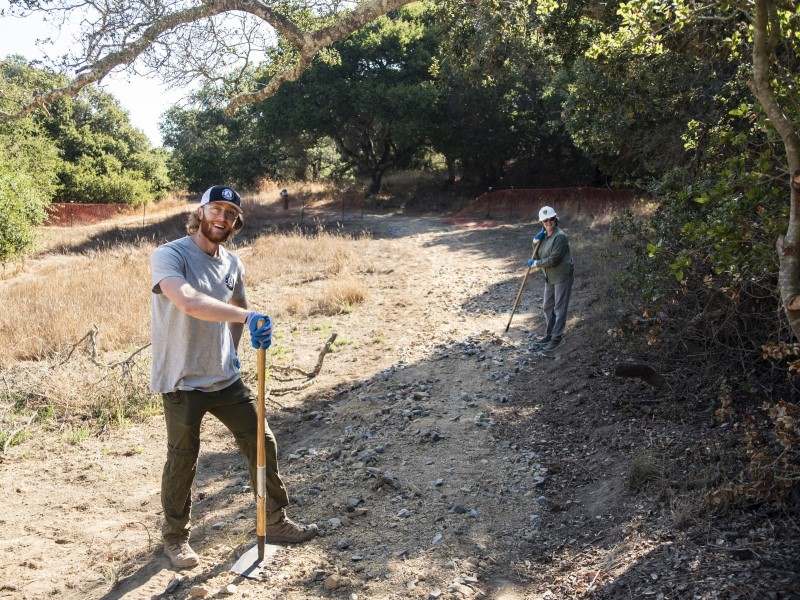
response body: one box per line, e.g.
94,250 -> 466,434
2,0 -> 421,123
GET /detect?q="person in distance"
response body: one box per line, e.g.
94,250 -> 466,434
527,205 -> 575,352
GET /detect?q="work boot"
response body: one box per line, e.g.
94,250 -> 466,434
265,509 -> 318,544
531,335 -> 551,347
541,338 -> 564,352
163,537 -> 199,569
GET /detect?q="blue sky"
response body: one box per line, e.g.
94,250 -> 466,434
0,7 -> 188,146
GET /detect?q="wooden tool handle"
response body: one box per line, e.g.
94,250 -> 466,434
505,239 -> 542,333
255,319 -> 267,560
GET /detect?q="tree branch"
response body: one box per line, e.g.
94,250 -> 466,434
750,0 -> 800,173
269,333 -> 337,395
753,0 -> 800,337
0,0 -> 418,123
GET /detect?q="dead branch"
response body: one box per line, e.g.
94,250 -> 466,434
57,327 -> 151,379
271,365 -> 314,381
264,391 -> 284,410
269,333 -> 337,396
272,333 -> 338,380
102,343 -> 152,372
270,378 -> 317,396
56,325 -> 99,367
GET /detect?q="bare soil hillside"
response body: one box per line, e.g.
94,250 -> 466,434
1,206 -> 797,600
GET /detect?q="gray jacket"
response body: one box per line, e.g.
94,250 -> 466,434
534,227 -> 574,284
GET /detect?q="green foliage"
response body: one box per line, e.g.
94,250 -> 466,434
431,0 -> 598,186
40,85 -> 166,204
163,3 -> 443,194
2,56 -> 171,212
604,0 -> 792,310
0,118 -> 60,262
265,2 -> 442,194
561,52 -> 721,186
615,142 -> 783,307
0,57 -> 61,261
58,155 -> 155,207
138,148 -> 172,199
610,90 -> 788,407
0,160 -> 48,261
0,54 -> 67,113
302,137 -> 352,182
161,98 -> 280,190
594,5 -> 800,491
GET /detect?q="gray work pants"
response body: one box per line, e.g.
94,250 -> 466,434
160,378 -> 289,541
542,274 -> 574,341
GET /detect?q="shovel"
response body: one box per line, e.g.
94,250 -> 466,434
231,320 -> 277,580
505,239 -> 541,333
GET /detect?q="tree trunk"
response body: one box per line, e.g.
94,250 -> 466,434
445,156 -> 456,185
368,168 -> 385,196
751,0 -> 800,338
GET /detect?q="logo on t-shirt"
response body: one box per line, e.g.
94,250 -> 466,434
225,274 -> 235,290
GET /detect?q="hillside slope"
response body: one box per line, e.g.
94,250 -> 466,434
1,209 -> 797,599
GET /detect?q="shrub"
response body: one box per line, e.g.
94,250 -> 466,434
58,156 -> 155,206
0,120 -> 59,262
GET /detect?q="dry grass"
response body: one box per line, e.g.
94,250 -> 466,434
0,212 -> 376,441
0,243 -> 155,366
627,453 -> 665,491
245,226 -> 372,318
316,278 -> 367,315
2,223 -> 372,368
0,356 -> 156,443
247,180 -> 338,204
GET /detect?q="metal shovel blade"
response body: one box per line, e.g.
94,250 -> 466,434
230,542 -> 280,580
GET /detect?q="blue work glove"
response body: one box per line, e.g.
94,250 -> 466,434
245,311 -> 272,349
533,228 -> 546,242
527,259 -> 541,268
233,349 -> 241,369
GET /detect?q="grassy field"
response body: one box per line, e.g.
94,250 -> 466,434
0,185 -> 381,451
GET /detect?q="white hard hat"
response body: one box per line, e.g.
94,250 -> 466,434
538,206 -> 557,222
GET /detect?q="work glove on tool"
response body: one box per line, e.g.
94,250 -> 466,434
527,259 -> 541,268
246,311 -> 272,349
533,228 -> 546,242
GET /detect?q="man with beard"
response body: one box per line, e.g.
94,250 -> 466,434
150,185 -> 317,570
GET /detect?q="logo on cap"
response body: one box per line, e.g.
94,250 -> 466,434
222,189 -> 234,201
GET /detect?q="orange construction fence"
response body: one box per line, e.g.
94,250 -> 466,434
446,187 -> 638,226
45,203 -> 129,227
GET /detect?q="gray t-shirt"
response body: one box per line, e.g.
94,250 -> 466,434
150,236 -> 245,393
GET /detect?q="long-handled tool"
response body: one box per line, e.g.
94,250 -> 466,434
255,322 -> 267,561
231,320 -> 277,580
505,239 -> 541,333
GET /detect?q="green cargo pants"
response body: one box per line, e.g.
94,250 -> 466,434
160,377 -> 289,541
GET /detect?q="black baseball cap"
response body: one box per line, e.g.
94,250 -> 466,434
200,185 -> 242,213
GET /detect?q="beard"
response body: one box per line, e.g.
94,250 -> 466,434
199,215 -> 234,244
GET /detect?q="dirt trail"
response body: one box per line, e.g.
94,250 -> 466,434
1,211 -> 796,600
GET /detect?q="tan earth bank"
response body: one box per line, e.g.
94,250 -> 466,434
1,200 -> 797,600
